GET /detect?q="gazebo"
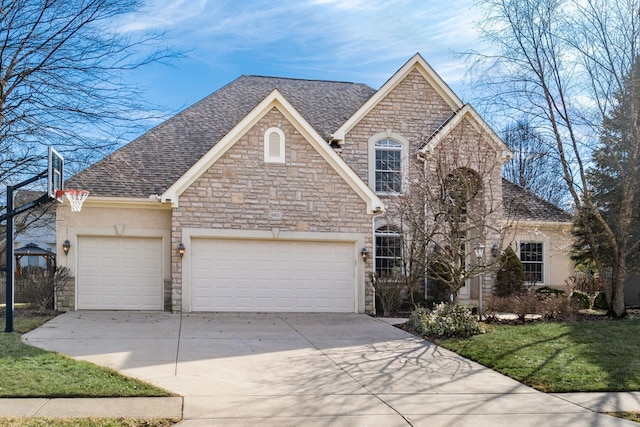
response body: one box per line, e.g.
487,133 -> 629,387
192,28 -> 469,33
14,243 -> 56,274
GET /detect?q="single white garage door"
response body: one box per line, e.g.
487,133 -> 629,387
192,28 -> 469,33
77,236 -> 163,310
190,239 -> 356,312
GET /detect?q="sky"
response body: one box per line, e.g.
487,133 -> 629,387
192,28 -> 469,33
118,0 -> 486,115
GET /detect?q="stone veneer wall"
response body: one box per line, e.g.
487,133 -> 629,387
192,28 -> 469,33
341,68 -> 505,299
171,108 -> 374,312
56,276 -> 75,311
340,68 -> 457,184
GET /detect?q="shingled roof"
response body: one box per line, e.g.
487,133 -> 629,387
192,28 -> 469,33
502,178 -> 572,223
69,76 -> 376,197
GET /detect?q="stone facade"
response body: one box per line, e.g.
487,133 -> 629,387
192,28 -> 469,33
55,55 -> 568,314
171,108 -> 374,312
341,69 -> 455,183
55,276 -> 75,311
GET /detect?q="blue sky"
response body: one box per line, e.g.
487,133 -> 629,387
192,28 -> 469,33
120,0 -> 485,114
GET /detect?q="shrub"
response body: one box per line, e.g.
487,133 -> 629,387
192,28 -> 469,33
565,273 -> 605,310
541,296 -> 579,321
370,273 -> 404,317
16,266 -> 71,310
400,290 -> 427,311
535,286 -> 565,297
426,256 -> 453,304
485,292 -> 579,322
570,290 -> 590,309
594,292 -> 608,310
495,247 -> 526,296
410,303 -> 484,338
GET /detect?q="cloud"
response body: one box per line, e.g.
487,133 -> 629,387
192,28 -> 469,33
119,0 -> 485,107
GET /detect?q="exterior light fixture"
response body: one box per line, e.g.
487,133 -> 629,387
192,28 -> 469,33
62,240 -> 71,256
474,243 -> 485,321
178,242 -> 186,258
361,247 -> 370,262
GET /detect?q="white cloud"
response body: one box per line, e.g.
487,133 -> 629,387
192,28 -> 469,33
119,0 -> 485,107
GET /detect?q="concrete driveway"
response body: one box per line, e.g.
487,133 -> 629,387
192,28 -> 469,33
23,311 -> 636,427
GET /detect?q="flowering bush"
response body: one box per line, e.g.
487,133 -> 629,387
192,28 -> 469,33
410,303 -> 484,338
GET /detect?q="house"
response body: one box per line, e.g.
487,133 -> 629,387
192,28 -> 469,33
501,179 -> 574,290
56,53 -> 575,313
12,190 -> 57,270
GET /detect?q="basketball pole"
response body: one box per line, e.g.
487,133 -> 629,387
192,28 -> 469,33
2,170 -> 50,333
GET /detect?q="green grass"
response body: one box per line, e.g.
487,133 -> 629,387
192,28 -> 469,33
608,413 -> 640,423
0,309 -> 172,398
438,319 -> 640,392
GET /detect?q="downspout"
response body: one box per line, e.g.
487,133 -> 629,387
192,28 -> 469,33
417,151 -> 430,300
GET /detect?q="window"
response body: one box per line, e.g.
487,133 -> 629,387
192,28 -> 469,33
374,139 -> 402,193
520,242 -> 544,283
264,127 -> 285,163
375,226 -> 402,276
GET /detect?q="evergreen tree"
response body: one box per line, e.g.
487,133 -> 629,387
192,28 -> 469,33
572,58 -> 640,315
495,247 -> 525,297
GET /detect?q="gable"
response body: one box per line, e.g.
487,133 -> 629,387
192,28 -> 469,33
162,90 -> 383,214
68,76 -> 375,198
417,104 -> 512,162
332,53 -> 463,143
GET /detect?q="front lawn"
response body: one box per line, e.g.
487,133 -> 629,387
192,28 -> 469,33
0,308 -> 171,398
438,319 -> 640,392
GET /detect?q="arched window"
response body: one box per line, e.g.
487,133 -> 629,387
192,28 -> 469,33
374,138 -> 402,193
375,226 -> 402,276
264,127 -> 285,163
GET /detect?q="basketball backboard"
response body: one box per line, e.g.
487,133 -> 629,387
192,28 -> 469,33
48,147 -> 64,202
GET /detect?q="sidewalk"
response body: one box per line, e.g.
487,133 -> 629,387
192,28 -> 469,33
0,393 -> 639,420
0,397 -> 182,419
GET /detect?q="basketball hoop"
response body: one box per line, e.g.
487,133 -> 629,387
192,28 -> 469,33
56,189 -> 89,212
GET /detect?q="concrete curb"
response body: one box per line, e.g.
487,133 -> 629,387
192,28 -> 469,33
0,396 -> 183,419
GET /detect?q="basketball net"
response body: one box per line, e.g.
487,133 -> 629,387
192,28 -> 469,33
56,190 -> 89,212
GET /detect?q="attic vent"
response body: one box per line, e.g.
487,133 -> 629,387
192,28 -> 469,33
264,127 -> 285,164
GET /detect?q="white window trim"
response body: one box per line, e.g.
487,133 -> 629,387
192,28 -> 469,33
518,241 -> 545,285
374,226 -> 403,277
368,131 -> 409,195
264,127 -> 285,164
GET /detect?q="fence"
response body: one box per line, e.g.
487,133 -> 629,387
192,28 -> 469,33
0,275 -> 44,304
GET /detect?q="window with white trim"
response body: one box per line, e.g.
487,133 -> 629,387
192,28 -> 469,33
520,242 -> 544,283
374,139 -> 402,193
264,127 -> 285,163
375,226 -> 402,276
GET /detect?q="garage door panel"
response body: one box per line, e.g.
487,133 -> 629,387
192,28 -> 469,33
190,239 -> 355,312
77,236 -> 162,310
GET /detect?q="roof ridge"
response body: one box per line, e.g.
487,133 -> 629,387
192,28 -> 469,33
241,74 -> 372,87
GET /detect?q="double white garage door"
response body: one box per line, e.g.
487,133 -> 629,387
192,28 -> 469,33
77,236 -> 356,312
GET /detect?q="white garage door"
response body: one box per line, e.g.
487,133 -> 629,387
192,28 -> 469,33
190,239 -> 356,312
77,236 -> 163,310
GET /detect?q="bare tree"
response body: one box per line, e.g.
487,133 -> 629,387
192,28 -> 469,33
472,0 -> 640,317
501,119 -> 566,206
384,122 -> 509,304
0,0 -> 174,260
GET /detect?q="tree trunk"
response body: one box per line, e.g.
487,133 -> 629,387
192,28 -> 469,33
608,262 -> 628,318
